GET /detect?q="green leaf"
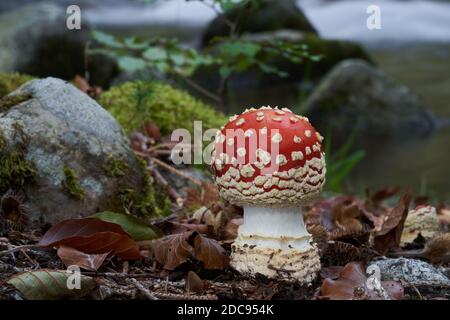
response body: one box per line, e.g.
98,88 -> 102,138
143,47 -> 167,61
94,211 -> 163,241
219,41 -> 261,58
91,30 -> 124,49
7,270 -> 96,300
117,56 -> 147,72
219,66 -> 232,79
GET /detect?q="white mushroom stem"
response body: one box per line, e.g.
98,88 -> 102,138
235,206 -> 313,251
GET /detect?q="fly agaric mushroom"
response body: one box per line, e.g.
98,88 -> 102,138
211,106 -> 326,283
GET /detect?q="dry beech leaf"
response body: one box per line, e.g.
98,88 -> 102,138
424,233 -> 450,263
39,218 -> 142,260
333,203 -> 364,236
374,191 -> 412,254
152,231 -> 229,270
185,183 -> 219,209
370,186 -> 400,206
152,231 -> 195,270
144,122 -> 161,140
220,218 -> 243,241
7,269 -> 97,300
57,246 -> 110,271
320,266 -> 344,280
194,234 -> 230,270
185,271 -> 205,293
320,262 -> 404,300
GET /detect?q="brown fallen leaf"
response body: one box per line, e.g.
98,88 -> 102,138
151,231 -> 230,270
320,262 -> 404,300
185,271 -> 205,293
194,233 -> 230,270
144,122 -> 161,141
306,196 -> 371,241
374,191 -> 412,254
39,218 -> 142,260
152,231 -> 195,270
185,183 -> 219,209
57,246 -> 110,271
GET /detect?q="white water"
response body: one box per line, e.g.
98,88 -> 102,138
80,0 -> 450,46
297,0 -> 450,46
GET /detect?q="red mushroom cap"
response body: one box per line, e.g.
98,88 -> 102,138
211,106 -> 326,206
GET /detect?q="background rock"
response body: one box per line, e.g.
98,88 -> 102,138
201,0 -> 317,47
304,59 -> 436,144
0,2 -> 117,87
0,77 -> 145,224
370,258 -> 450,286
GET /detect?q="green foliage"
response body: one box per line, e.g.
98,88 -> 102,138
98,81 -> 227,134
324,129 -> 366,192
91,31 -> 216,77
118,168 -> 171,218
0,73 -> 34,98
62,166 -> 85,201
90,29 -> 319,99
94,211 -> 163,241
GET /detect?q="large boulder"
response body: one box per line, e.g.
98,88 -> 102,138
201,0 -> 317,46
0,2 -> 117,86
303,59 -> 436,144
0,78 -> 146,224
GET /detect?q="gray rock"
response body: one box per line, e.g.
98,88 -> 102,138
0,2 -> 117,86
0,77 -> 145,223
370,258 -> 450,286
0,2 -> 87,79
201,0 -> 317,47
303,59 -> 436,143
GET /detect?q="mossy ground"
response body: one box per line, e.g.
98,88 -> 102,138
103,155 -> 129,178
0,147 -> 35,195
98,81 -> 227,135
0,73 -> 34,98
117,157 -> 171,218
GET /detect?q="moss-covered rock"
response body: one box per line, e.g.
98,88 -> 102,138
0,73 -> 35,98
98,81 -> 227,134
201,0 -> 317,47
0,77 -> 150,224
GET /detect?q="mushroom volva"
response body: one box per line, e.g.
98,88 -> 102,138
211,106 -> 326,284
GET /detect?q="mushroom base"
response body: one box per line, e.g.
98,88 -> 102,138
231,243 -> 321,284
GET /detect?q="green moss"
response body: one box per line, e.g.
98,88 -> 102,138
98,81 -> 227,135
0,93 -> 32,112
0,130 -> 6,150
103,155 -> 129,177
0,73 -> 35,98
62,166 -> 85,201
117,157 -> 171,218
0,148 -> 35,194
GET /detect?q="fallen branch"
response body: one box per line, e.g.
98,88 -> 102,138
129,278 -> 159,300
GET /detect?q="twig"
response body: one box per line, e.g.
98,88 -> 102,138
147,155 -> 203,187
152,167 -> 185,208
81,272 -> 161,279
0,244 -> 42,257
154,292 -> 217,300
129,278 -> 159,300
